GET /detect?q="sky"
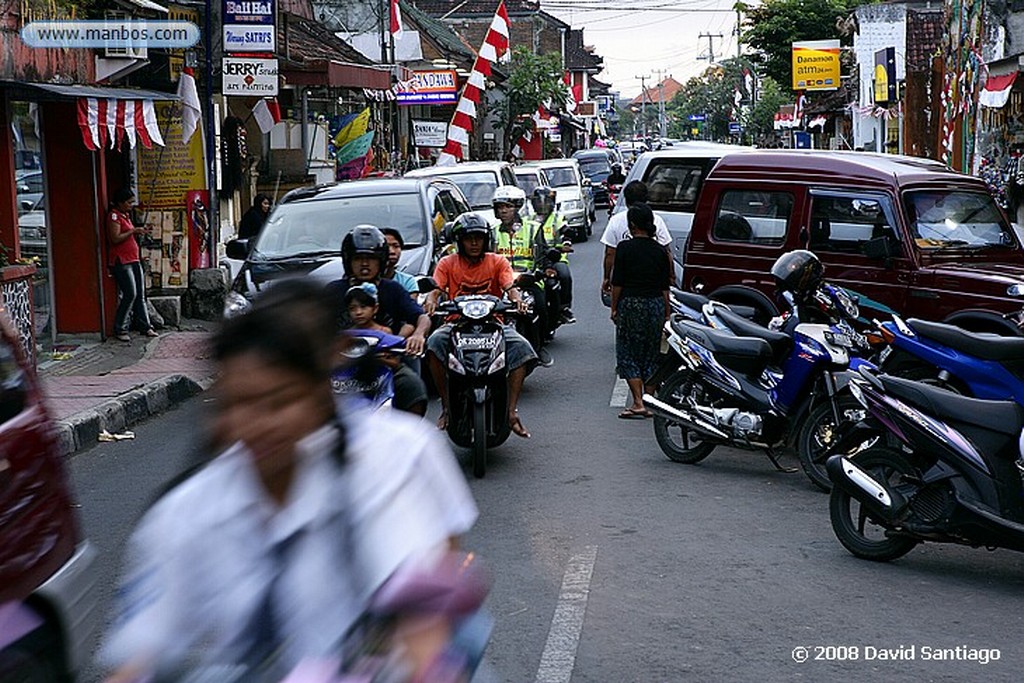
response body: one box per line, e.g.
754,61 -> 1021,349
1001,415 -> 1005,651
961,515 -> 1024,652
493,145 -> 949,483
542,0 -> 743,100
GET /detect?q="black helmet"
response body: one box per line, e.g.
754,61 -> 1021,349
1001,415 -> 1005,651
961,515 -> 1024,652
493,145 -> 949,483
530,186 -> 557,216
341,224 -> 388,275
771,249 -> 824,303
451,213 -> 493,255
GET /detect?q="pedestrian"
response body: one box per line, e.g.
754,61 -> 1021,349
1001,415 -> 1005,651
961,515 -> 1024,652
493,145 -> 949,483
611,203 -> 670,419
601,180 -> 675,305
106,187 -> 157,343
100,278 -> 483,682
238,193 -> 272,240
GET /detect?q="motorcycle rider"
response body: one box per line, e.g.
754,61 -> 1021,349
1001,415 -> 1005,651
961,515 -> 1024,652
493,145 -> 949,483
325,225 -> 430,416
606,162 -> 626,188
380,227 -> 418,297
425,213 -> 537,438
525,186 -> 576,325
492,186 -> 553,367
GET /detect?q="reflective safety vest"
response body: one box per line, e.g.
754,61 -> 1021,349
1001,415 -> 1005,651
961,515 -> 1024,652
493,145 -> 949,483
494,220 -> 541,272
525,212 -> 568,263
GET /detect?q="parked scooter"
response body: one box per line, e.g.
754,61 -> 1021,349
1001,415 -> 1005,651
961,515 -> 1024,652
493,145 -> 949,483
826,368 -> 1024,562
435,294 -> 519,478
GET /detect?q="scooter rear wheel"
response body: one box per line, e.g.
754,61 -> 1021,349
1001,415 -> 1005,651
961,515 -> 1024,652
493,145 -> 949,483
472,402 -> 487,478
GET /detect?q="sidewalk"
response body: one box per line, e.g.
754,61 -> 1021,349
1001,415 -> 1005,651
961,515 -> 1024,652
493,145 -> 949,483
38,322 -> 216,457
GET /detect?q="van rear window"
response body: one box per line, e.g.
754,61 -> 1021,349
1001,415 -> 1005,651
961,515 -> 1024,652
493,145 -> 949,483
712,190 -> 792,245
642,161 -> 707,212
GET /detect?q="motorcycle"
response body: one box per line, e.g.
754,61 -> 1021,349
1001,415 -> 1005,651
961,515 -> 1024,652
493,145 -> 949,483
642,286 -> 875,490
607,184 -> 622,216
331,329 -> 407,412
826,368 -> 1024,562
435,294 -> 519,478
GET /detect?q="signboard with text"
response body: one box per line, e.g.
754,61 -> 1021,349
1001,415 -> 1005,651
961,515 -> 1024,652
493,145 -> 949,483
397,70 -> 459,105
413,120 -> 448,147
223,0 -> 275,53
222,57 -> 279,96
792,39 -> 840,91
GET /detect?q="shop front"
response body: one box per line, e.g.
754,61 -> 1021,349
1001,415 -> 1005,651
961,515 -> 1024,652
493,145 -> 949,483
975,57 -> 1024,222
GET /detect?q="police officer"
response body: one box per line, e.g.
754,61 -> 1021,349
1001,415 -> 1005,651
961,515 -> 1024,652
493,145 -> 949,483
525,186 -> 576,325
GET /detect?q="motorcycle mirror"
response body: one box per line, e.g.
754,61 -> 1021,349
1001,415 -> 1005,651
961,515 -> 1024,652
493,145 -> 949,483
418,276 -> 439,293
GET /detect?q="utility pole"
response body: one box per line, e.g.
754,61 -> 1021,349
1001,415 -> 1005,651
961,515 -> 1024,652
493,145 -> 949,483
635,74 -> 650,140
735,6 -> 743,58
654,69 -> 667,139
697,33 -> 724,66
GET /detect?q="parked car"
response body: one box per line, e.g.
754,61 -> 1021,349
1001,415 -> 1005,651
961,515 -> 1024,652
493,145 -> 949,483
224,177 -> 470,315
571,149 -> 613,207
611,141 -> 749,283
0,306 -> 100,679
521,159 -> 594,242
18,196 -> 47,269
405,161 -> 519,226
15,170 -> 43,215
683,150 -> 1024,332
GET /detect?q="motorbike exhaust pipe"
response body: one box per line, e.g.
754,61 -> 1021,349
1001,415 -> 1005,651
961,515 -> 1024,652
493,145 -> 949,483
642,394 -> 730,440
825,455 -> 902,522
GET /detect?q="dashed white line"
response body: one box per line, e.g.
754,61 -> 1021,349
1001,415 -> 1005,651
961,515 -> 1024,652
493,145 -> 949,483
534,545 -> 599,683
609,378 -> 628,408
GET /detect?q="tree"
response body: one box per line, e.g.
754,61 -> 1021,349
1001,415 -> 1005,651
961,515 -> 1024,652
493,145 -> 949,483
492,47 -> 567,151
666,58 -> 753,141
748,76 -> 788,143
740,0 -> 854,92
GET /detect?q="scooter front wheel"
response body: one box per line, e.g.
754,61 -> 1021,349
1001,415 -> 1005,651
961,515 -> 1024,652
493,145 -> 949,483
652,371 -> 716,464
472,402 -> 487,478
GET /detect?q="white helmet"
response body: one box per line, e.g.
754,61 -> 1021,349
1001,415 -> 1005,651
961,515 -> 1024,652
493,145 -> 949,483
492,185 -> 526,214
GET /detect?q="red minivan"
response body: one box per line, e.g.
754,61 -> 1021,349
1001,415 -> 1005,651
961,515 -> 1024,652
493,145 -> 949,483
0,306 -> 98,679
684,151 -> 1024,333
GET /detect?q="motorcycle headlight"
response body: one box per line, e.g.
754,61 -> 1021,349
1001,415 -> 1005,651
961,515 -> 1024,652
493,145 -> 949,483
459,299 -> 495,319
223,291 -> 251,318
834,287 -> 860,320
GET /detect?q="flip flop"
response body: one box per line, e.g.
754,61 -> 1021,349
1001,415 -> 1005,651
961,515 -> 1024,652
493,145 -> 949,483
618,409 -> 649,420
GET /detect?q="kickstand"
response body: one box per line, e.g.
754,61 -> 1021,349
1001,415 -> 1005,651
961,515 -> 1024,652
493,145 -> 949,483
764,448 -> 798,473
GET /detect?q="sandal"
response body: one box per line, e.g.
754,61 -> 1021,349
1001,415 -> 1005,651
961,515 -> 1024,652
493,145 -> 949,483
115,332 -> 131,342
618,408 -> 651,420
509,413 -> 530,438
143,329 -> 159,338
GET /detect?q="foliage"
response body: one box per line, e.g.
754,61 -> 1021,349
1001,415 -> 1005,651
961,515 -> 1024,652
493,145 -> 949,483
493,47 -> 567,149
748,77 -> 788,142
666,58 -> 754,141
740,0 -> 855,92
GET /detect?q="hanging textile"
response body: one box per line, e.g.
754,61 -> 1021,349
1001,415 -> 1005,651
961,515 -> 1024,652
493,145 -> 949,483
979,72 -> 1018,109
77,98 -> 164,150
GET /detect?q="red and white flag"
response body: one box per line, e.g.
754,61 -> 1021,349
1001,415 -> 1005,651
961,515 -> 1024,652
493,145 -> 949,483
437,0 -> 509,166
390,0 -> 404,40
77,98 -> 164,150
177,66 -> 202,144
252,98 -> 282,134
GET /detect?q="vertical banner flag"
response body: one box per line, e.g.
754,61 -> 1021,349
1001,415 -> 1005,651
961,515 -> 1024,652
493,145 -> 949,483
391,0 -> 404,40
252,98 -> 282,134
178,66 -> 202,144
436,1 -> 510,166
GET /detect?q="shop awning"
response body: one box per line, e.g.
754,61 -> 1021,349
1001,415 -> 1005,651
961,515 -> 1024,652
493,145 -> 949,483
280,59 -> 392,90
0,81 -> 177,102
979,72 -> 1018,109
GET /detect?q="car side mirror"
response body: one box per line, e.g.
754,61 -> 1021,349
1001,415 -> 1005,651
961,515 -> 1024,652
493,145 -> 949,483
225,238 -> 251,260
582,178 -> 592,187
863,235 -> 898,261
417,276 -> 439,293
19,200 -> 32,212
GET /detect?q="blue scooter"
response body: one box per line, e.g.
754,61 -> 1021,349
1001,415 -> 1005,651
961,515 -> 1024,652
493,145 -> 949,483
331,329 -> 407,412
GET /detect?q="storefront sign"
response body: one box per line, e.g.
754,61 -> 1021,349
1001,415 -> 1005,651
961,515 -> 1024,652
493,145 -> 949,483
873,47 -> 897,105
397,70 -> 458,105
792,40 -> 840,91
222,57 -> 279,96
576,101 -> 596,117
413,120 -> 448,147
223,0 -> 275,53
168,4 -> 200,80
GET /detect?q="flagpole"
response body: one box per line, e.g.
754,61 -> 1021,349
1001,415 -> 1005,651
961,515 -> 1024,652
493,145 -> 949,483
204,0 -> 217,264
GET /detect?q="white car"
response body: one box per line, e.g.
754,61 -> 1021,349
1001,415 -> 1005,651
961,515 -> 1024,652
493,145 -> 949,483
405,161 -> 520,227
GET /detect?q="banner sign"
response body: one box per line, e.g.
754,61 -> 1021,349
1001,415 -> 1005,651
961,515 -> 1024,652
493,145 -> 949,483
223,0 -> 275,53
792,39 -> 840,91
222,57 -> 279,96
873,47 -> 897,105
396,70 -> 458,105
413,120 -> 448,147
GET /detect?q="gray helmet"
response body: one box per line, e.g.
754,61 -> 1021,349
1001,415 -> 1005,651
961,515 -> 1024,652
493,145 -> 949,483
530,186 -> 557,216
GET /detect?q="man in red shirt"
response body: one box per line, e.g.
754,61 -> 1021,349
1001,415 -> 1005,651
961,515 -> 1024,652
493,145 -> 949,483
425,214 -> 536,437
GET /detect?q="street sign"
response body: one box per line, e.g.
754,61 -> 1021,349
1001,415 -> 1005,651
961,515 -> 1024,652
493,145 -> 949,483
688,114 -> 706,122
223,0 -> 275,53
222,57 -> 278,96
728,122 -> 742,134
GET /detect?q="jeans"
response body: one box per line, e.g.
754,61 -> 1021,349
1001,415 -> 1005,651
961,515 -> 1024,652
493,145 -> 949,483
112,261 -> 152,334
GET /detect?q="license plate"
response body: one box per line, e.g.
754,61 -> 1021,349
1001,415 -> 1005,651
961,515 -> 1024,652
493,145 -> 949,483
829,332 -> 854,348
455,336 -> 498,350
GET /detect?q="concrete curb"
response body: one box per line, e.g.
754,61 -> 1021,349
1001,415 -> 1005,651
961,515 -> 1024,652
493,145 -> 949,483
55,374 -> 209,458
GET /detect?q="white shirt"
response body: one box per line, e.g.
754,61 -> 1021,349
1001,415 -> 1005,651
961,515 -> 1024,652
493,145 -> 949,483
100,410 -> 478,674
600,209 -> 672,247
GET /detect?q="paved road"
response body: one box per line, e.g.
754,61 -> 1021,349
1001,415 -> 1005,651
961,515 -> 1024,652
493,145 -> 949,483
71,214 -> 1024,682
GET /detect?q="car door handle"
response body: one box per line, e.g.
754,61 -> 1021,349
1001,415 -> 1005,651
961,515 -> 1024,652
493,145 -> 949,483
909,289 -> 940,299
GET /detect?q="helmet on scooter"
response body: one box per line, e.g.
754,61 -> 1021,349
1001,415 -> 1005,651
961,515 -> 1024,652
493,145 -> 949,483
342,224 -> 389,276
771,249 -> 824,304
492,186 -> 526,218
530,186 -> 557,217
450,213 -> 494,256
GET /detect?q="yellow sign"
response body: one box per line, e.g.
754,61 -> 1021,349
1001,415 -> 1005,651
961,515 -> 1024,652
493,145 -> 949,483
874,64 -> 889,103
168,4 -> 200,81
792,40 -> 841,91
137,101 -> 207,210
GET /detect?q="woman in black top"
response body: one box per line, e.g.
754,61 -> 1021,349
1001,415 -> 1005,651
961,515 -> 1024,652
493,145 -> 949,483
611,203 -> 671,418
238,193 -> 271,240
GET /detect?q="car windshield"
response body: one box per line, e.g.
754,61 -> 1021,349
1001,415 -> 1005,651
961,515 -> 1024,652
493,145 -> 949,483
516,173 -> 540,195
904,190 -> 1017,250
252,193 -> 425,259
543,167 -> 578,188
578,158 -> 611,180
440,171 -> 499,209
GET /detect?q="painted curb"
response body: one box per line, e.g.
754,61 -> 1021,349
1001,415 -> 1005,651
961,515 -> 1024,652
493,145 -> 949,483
57,374 -> 206,458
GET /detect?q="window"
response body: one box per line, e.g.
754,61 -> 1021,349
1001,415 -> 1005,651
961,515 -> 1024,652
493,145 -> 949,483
515,173 -> 540,196
501,167 -> 518,187
809,195 -> 898,254
711,190 -> 792,245
0,336 -> 27,424
904,190 -> 1016,250
543,167 -> 578,188
642,161 -> 708,213
444,172 -> 500,210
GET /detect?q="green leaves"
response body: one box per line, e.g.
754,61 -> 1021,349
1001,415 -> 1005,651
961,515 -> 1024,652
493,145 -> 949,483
494,47 -> 568,148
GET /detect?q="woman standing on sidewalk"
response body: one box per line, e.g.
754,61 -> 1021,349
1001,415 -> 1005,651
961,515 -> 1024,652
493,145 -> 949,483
107,188 -> 157,343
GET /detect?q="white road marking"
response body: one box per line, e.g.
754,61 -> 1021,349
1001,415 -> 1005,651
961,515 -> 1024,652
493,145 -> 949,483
609,378 -> 628,408
535,545 -> 599,683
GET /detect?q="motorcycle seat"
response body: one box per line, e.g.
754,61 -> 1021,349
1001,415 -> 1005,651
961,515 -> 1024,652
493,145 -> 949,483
713,307 -> 793,365
674,319 -> 773,373
878,374 -> 1024,437
907,318 -> 1024,362
671,288 -> 710,311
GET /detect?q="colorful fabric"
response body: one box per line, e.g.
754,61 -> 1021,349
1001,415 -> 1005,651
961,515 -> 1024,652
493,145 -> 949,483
333,108 -> 370,148
336,131 -> 375,166
615,296 -> 666,382
78,98 -> 164,150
